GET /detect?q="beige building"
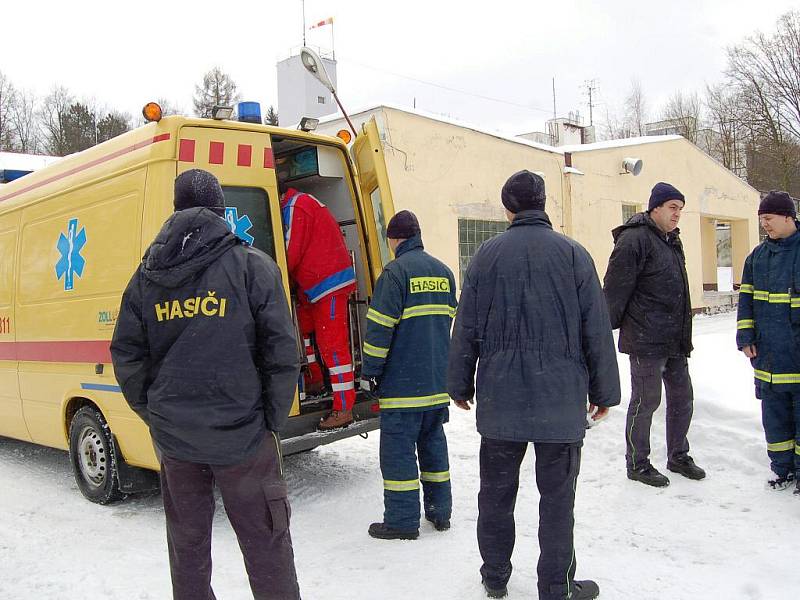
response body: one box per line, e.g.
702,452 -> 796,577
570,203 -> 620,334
318,105 -> 760,312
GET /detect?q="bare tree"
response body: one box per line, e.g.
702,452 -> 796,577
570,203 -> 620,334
725,10 -> 800,192
0,71 -> 16,151
193,67 -> 240,118
156,98 -> 184,116
40,86 -> 73,156
10,88 -> 39,154
660,90 -> 702,143
704,83 -> 746,173
624,79 -> 648,137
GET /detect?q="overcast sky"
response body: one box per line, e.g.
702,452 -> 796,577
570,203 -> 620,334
2,0 -> 798,137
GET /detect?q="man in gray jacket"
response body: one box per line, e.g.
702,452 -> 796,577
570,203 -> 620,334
448,170 -> 620,600
111,169 -> 301,600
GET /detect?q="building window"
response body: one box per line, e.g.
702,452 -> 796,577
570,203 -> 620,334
317,96 -> 326,104
621,203 -> 640,223
458,219 -> 507,282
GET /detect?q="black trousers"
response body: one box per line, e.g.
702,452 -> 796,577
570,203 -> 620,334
477,437 -> 582,600
159,433 -> 301,600
625,355 -> 693,470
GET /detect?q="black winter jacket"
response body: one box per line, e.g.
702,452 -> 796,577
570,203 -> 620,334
603,212 -> 693,358
111,207 -> 300,465
447,210 -> 620,443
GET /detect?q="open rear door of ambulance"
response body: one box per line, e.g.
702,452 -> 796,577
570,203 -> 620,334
351,117 -> 396,283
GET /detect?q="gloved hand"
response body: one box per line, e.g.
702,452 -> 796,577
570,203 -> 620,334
359,377 -> 379,400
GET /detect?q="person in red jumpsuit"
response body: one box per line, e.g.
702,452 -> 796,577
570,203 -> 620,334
281,186 -> 357,429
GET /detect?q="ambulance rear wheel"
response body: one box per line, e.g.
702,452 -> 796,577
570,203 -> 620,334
69,406 -> 123,504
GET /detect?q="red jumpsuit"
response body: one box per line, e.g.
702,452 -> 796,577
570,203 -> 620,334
281,188 -> 356,411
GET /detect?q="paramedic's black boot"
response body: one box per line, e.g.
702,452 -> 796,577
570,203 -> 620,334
425,515 -> 450,531
795,478 -> 800,496
627,464 -> 670,487
481,579 -> 508,598
570,580 -> 600,599
368,522 -> 418,540
667,455 -> 706,480
767,472 -> 795,491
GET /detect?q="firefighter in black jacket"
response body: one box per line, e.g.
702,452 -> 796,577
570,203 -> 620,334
604,182 -> 705,488
111,169 -> 301,600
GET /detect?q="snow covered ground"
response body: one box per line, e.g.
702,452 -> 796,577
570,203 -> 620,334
0,312 -> 797,599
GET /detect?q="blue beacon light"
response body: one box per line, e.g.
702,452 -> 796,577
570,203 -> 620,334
237,102 -> 262,124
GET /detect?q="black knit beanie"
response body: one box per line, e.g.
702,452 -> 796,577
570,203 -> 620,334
387,210 -> 421,239
758,190 -> 796,218
174,169 -> 226,216
648,182 -> 685,211
501,170 -> 546,213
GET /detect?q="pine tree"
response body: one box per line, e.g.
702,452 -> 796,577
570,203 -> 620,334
193,67 -> 240,118
264,105 -> 279,126
97,111 -> 131,143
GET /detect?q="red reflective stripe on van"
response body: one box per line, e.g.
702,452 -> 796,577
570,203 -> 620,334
209,142 -> 224,164
263,148 -> 274,168
0,340 -> 112,363
179,139 -> 196,162
237,144 -> 252,167
0,134 -> 172,203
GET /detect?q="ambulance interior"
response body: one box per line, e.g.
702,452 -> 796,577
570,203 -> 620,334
271,136 -> 372,414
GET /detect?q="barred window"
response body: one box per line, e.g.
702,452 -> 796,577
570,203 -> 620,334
621,203 -> 640,223
458,219 -> 507,283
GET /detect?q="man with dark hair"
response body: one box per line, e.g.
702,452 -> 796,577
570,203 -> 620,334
111,168 -> 302,600
449,170 -> 619,600
737,190 -> 800,494
362,210 -> 457,541
604,182 -> 706,488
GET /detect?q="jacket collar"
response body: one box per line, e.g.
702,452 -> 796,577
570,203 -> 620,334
280,187 -> 300,208
508,209 -> 552,229
765,224 -> 800,251
394,233 -> 424,257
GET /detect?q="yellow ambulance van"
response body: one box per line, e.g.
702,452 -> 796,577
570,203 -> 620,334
0,101 -> 396,503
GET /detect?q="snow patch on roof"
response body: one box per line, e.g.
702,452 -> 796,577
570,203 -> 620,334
0,151 -> 61,172
560,135 -> 682,152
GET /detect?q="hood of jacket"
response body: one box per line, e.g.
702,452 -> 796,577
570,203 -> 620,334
142,207 -> 239,288
611,211 -> 680,243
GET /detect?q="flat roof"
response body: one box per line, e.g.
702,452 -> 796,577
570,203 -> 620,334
318,103 -> 681,155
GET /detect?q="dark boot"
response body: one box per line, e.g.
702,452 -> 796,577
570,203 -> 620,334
627,464 -> 670,487
794,478 -> 800,496
481,579 -> 508,598
368,522 -> 418,540
767,472 -> 794,491
667,455 -> 706,480
425,515 -> 450,531
571,580 -> 600,599
318,409 -> 353,430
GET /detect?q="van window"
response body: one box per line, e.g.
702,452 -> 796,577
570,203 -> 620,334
221,186 -> 275,259
369,188 -> 391,266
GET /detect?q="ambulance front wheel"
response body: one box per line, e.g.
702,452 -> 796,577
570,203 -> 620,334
69,406 -> 124,504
